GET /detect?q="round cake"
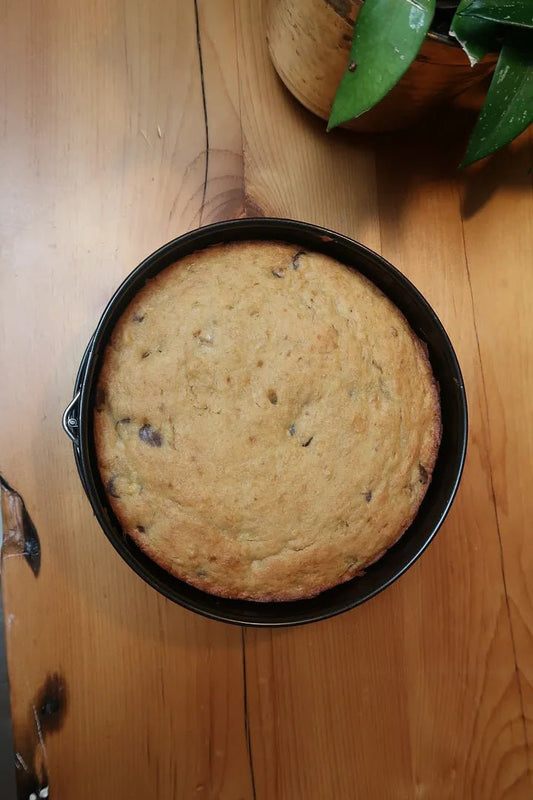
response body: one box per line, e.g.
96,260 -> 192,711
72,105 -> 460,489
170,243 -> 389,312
94,241 -> 441,601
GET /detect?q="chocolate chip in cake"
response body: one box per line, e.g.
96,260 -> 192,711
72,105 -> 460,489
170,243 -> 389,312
302,436 -> 313,447
135,525 -> 145,534
292,250 -> 305,270
141,350 -> 151,359
267,389 -> 278,405
133,312 -> 145,323
365,491 -> 372,502
257,360 -> 264,367
139,424 -> 163,447
419,463 -> 429,484
106,476 -> 120,498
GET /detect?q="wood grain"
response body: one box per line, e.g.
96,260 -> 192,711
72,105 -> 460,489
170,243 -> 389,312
195,0 -> 245,224
1,0 -> 532,798
459,130 -> 533,766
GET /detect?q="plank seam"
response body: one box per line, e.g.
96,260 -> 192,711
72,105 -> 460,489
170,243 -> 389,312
241,628 -> 258,800
193,0 -> 210,225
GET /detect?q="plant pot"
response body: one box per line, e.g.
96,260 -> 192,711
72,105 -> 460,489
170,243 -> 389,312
267,0 -> 496,131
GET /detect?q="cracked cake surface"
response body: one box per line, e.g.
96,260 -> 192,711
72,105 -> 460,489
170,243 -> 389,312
94,241 -> 441,601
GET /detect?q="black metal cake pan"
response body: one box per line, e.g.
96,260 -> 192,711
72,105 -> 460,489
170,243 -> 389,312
63,218 -> 467,627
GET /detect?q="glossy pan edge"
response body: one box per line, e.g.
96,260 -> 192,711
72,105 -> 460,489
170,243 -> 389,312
63,218 -> 468,627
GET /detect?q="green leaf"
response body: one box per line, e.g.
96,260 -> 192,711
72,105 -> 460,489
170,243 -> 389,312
450,0 -> 500,63
458,0 -> 533,29
328,0 -> 436,131
461,31 -> 533,166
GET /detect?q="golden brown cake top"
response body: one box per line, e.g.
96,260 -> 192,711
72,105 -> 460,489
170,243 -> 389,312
94,241 -> 441,601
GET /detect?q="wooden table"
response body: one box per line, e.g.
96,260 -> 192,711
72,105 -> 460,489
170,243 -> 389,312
1,2 -> 532,798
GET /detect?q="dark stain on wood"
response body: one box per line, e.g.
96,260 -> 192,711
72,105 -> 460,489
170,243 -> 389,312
13,673 -> 67,797
35,673 -> 68,736
0,474 -> 41,576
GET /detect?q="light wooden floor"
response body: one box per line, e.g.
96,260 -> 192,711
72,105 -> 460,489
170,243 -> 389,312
1,1 -> 532,798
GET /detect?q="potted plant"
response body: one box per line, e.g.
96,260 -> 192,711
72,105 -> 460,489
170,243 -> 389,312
267,0 -> 533,165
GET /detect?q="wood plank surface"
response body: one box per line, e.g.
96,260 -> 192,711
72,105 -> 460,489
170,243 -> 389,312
459,131 -> 533,764
1,1 -> 532,798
